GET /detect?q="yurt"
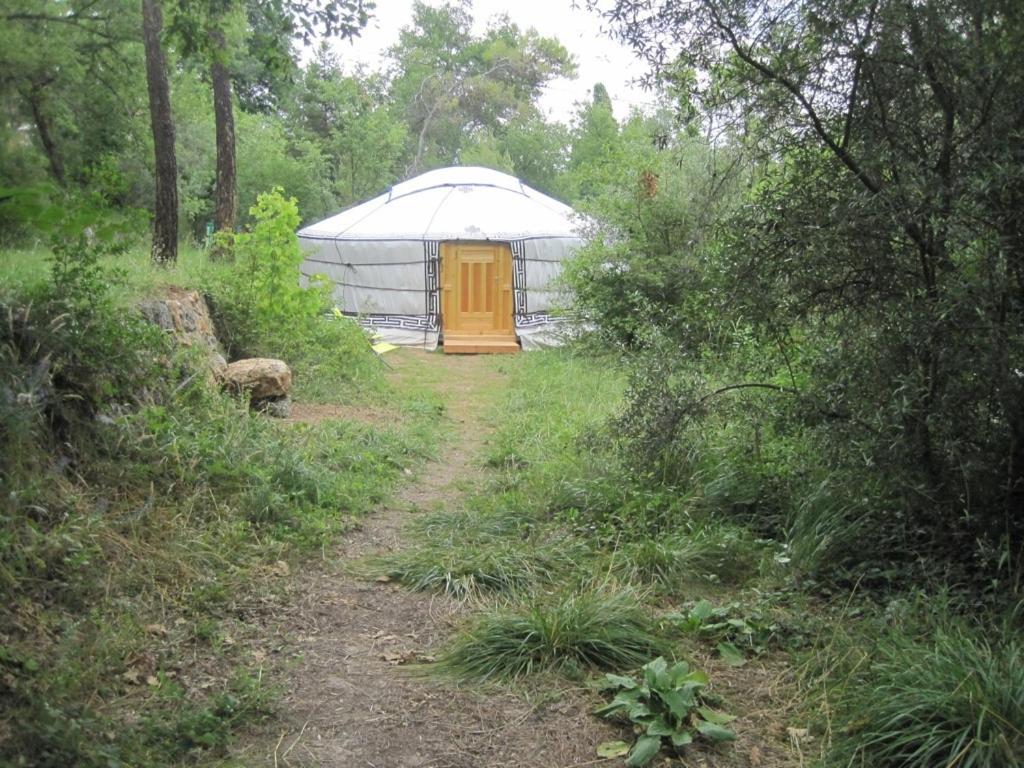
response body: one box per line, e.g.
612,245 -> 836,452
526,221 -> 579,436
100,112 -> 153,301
297,166 -> 582,353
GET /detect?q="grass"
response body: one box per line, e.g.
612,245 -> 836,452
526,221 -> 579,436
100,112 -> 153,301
820,616 -> 1024,767
0,241 -> 442,766
435,586 -> 666,681
0,243 -> 213,301
359,527 -> 587,598
0,383 -> 429,765
607,523 -> 766,591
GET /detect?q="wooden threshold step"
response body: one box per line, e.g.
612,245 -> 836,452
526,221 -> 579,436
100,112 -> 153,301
443,334 -> 520,354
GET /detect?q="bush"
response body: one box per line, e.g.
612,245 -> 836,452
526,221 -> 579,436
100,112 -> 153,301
205,188 -> 383,398
207,188 -> 328,354
360,527 -> 584,598
609,525 -> 763,590
1,235 -> 172,478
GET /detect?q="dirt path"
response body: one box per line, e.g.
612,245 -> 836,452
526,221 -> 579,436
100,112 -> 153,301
242,351 -> 618,767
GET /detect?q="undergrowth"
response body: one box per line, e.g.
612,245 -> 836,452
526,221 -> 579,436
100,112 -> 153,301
414,348 -> 1022,768
358,532 -> 580,598
0,207 -> 434,765
801,596 -> 1024,768
607,525 -> 764,590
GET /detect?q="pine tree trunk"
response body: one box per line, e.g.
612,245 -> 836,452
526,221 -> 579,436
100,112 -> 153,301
210,26 -> 236,237
25,86 -> 65,185
141,0 -> 178,265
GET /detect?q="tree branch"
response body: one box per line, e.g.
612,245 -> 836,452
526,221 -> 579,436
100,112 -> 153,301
842,0 -> 878,151
702,0 -> 881,195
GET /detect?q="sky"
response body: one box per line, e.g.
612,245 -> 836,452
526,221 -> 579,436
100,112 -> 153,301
324,0 -> 656,123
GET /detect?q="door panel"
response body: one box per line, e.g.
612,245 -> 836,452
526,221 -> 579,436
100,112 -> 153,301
442,242 -> 513,335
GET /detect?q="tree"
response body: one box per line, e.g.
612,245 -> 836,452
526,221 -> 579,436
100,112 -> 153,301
141,0 -> 178,264
568,83 -> 621,199
171,0 -> 371,238
597,0 -> 1024,569
292,50 -> 407,206
0,0 -> 141,191
388,2 -> 576,172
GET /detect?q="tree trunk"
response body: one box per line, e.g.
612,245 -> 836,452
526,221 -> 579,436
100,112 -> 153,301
210,26 -> 236,237
141,0 -> 178,265
25,85 -> 65,185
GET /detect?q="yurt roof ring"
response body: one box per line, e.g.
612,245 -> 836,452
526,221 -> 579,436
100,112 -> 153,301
386,180 -> 527,204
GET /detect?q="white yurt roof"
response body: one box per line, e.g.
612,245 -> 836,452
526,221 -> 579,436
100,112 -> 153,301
298,166 -> 579,242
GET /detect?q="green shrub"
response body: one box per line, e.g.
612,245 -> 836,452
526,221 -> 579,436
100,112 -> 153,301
436,586 -> 664,681
596,656 -> 736,767
204,188 -> 383,398
207,188 -> 328,354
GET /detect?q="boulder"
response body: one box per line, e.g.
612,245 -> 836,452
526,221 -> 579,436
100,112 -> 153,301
223,358 -> 292,401
139,288 -> 226,379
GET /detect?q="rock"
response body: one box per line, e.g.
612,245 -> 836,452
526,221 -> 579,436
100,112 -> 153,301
255,395 -> 291,419
209,352 -> 228,381
139,288 -> 226,377
223,358 -> 292,401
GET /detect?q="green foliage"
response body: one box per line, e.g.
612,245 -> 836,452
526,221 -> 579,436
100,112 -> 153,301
596,656 -> 736,766
824,617 -> 1024,768
584,0 -> 1024,588
236,119 -> 336,226
436,587 -> 664,681
203,187 -> 385,399
0,215 -> 428,765
219,187 -> 326,330
386,2 -> 575,170
564,128 -> 747,346
1,647 -> 274,767
0,0 -> 145,205
1,216 -> 169,482
669,598 -> 809,662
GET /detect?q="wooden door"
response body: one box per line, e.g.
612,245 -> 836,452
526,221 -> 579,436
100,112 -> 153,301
441,242 -> 514,336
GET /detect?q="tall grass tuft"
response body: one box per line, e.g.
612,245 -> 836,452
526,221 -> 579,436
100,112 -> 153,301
609,525 -> 763,590
826,620 -> 1023,768
435,587 -> 664,681
359,535 -> 578,598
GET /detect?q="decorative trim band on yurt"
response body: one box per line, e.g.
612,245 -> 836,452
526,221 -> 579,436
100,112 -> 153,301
352,313 -> 438,331
516,312 -> 556,328
511,239 -> 528,316
423,240 -> 441,333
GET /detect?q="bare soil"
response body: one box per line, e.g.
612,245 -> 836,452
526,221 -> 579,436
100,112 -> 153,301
235,350 -> 801,768
285,401 -> 394,427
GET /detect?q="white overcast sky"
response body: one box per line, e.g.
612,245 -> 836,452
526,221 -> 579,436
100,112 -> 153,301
324,0 -> 656,122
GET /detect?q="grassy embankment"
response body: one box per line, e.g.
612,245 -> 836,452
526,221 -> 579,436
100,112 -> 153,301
0,245 -> 443,766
